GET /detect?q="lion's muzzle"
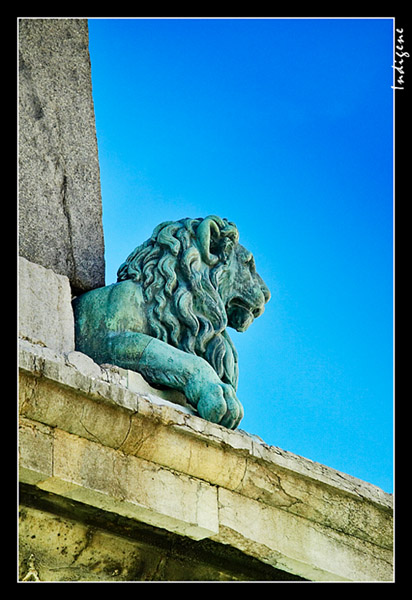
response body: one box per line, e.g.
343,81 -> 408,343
227,281 -> 270,332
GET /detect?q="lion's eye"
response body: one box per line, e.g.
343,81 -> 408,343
243,252 -> 255,268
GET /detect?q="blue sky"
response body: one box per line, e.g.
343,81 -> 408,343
87,17 -> 394,492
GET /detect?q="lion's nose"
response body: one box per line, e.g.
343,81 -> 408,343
261,283 -> 271,304
252,306 -> 264,318
255,274 -> 270,304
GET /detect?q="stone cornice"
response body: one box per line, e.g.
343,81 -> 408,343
19,339 -> 393,581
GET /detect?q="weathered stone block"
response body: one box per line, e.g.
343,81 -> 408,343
22,427 -> 220,542
213,487 -> 393,582
18,18 -> 105,293
19,256 -> 75,353
19,419 -> 53,485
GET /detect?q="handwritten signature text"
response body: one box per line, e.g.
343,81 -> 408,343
392,28 -> 409,90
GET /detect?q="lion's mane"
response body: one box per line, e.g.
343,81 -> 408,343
117,216 -> 240,389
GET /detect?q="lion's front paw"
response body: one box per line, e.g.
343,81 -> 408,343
196,383 -> 243,430
183,359 -> 243,429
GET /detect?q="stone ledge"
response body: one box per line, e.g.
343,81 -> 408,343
20,419 -> 219,542
18,339 -> 393,581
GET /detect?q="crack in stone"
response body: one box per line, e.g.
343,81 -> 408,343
60,171 -> 76,279
147,555 -> 168,581
116,414 -> 133,451
69,527 -> 95,567
79,405 -> 104,445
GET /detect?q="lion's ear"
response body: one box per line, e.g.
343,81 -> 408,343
196,216 -> 222,266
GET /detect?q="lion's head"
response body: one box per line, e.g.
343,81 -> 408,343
117,216 -> 270,390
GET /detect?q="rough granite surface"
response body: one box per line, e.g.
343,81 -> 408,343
18,18 -> 105,293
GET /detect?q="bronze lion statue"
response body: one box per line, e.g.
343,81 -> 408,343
73,216 -> 270,429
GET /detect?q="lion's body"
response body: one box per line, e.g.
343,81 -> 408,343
73,216 -> 270,429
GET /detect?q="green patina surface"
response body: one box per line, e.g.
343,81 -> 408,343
73,216 -> 270,429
